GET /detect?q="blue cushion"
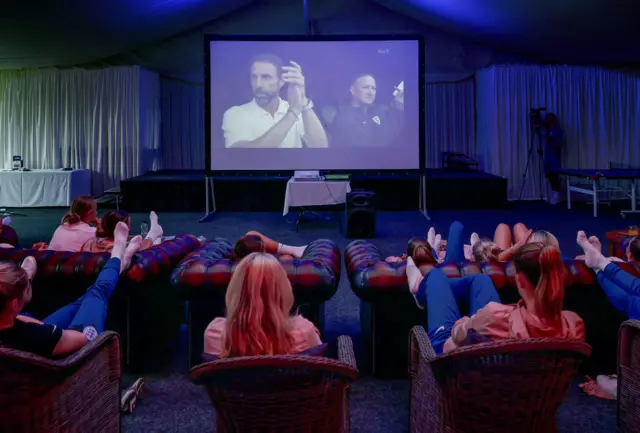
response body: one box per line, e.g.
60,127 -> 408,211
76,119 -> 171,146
466,328 -> 492,345
200,343 -> 329,363
298,343 -> 329,357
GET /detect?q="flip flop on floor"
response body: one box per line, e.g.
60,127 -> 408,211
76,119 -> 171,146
121,377 -> 145,414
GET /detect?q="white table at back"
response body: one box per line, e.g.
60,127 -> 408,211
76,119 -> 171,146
0,169 -> 91,207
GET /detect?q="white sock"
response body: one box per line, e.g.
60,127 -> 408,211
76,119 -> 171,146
83,326 -> 98,342
405,257 -> 424,296
427,227 -> 436,249
470,232 -> 480,246
152,237 -> 162,246
277,243 -> 306,258
2,216 -> 11,226
147,211 -> 163,240
433,234 -> 442,252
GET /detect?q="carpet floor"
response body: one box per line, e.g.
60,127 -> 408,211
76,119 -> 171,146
4,199 -> 636,432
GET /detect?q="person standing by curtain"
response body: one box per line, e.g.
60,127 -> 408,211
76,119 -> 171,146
543,113 -> 565,204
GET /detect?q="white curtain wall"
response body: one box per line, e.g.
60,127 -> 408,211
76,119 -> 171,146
160,77 -> 205,170
0,66 -> 160,195
425,79 -> 475,168
476,66 -> 640,200
159,77 -> 475,170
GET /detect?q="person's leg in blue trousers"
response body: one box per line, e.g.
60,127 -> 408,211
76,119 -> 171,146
419,270 -> 502,354
597,266 -> 640,320
444,221 -> 465,263
421,269 -> 461,354
43,258 -> 121,332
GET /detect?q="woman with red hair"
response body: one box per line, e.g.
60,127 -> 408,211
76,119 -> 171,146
204,252 -> 321,357
406,242 -> 584,354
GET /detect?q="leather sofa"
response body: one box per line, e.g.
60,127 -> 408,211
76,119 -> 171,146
170,238 -> 342,367
0,225 -> 18,247
345,239 -> 630,379
0,234 -> 201,371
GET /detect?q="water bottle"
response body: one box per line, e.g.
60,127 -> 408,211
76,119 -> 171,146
141,222 -> 149,239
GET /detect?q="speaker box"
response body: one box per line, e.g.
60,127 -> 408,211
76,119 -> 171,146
346,190 -> 376,238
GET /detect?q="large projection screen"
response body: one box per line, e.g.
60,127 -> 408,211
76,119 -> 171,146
205,35 -> 425,172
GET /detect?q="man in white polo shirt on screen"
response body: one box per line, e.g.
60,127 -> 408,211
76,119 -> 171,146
222,53 -> 328,148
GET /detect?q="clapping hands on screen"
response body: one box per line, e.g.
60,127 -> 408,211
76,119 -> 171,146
283,61 -> 308,114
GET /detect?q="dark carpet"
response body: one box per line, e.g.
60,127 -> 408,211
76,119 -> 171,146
5,200 -> 636,432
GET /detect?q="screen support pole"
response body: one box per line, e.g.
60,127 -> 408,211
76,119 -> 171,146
419,173 -> 431,221
199,176 -> 216,223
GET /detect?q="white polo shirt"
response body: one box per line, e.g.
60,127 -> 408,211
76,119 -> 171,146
222,98 -> 305,148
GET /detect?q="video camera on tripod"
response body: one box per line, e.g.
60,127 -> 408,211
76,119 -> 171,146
519,107 -> 549,200
529,107 -> 546,127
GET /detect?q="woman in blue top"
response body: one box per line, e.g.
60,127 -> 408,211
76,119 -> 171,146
577,231 -> 640,399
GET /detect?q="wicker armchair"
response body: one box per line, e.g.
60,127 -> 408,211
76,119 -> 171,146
190,335 -> 359,432
618,320 -> 640,432
0,331 -> 121,433
409,326 -> 591,433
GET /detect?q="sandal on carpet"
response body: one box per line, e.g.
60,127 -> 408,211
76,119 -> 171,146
121,377 -> 145,414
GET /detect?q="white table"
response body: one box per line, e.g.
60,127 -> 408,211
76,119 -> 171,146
0,169 -> 91,207
283,178 -> 351,215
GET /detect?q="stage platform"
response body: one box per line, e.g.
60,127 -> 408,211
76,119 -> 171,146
120,169 -> 507,212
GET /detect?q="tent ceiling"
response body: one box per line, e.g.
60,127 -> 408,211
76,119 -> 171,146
0,0 -> 638,69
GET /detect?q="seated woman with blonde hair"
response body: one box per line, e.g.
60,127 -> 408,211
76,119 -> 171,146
204,252 -> 321,357
47,196 -> 99,252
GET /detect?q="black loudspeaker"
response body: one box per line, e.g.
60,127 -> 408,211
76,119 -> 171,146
346,190 -> 376,238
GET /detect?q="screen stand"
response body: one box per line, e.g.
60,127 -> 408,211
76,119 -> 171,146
419,173 -> 431,221
199,176 -> 216,223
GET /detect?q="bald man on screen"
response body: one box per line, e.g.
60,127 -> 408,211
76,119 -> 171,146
222,54 -> 328,149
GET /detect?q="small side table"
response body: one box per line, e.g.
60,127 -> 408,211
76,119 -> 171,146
606,229 -> 638,258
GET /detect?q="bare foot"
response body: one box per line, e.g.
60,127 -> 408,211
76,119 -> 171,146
588,236 -> 602,254
121,235 -> 143,272
577,231 -> 607,270
21,256 -> 37,280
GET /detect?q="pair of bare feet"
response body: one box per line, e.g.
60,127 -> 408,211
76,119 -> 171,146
21,222 -> 142,279
576,231 -> 620,271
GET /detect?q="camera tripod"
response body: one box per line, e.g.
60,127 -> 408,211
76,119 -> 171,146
519,109 -> 549,201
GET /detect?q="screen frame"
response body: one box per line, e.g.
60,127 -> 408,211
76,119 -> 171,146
203,34 -> 425,175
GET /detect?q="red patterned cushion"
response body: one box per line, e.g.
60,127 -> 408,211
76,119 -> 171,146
171,238 -> 341,303
345,239 -> 604,302
0,225 -> 18,248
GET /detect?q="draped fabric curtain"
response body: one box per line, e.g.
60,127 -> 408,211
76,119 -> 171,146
425,79 -> 475,167
476,66 -> 640,200
160,78 -> 205,170
0,66 -> 159,195
159,77 -> 476,170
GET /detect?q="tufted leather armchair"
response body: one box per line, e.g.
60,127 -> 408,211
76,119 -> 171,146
170,238 -> 342,367
0,234 -> 201,371
0,224 -> 18,247
345,239 -> 631,379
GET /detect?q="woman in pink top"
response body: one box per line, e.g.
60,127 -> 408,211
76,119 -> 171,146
48,196 -> 99,252
204,252 -> 321,357
405,242 -> 585,354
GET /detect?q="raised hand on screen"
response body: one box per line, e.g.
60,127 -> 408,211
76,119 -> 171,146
393,90 -> 404,112
283,61 -> 308,113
